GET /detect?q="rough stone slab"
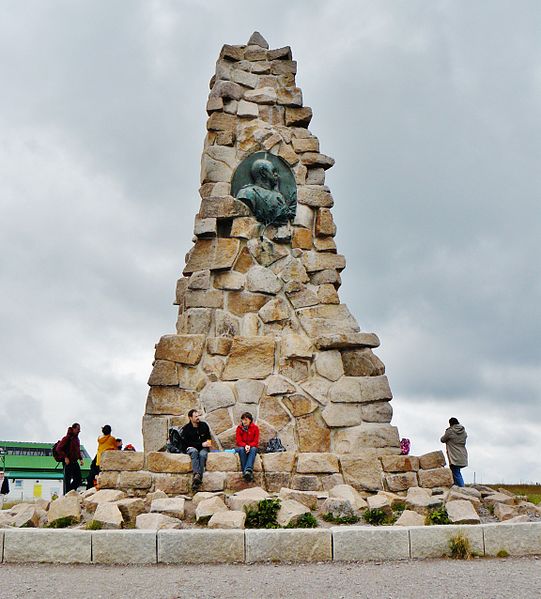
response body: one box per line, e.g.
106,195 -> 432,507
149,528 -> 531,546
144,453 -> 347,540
410,524 -> 484,558
279,488 -> 319,510
446,499 -> 480,524
334,424 -> 400,453
315,332 -> 380,350
333,526 -> 410,561
245,529 -> 331,562
227,487 -> 270,511
276,499 -> 310,527
297,185 -> 333,207
417,467 -> 454,488
261,452 -> 296,472
339,453 -> 384,492
93,503 -> 123,529
201,471 -> 227,492
155,334 -> 206,365
92,530 -> 157,564
418,450 -> 446,470
158,530 -> 245,563
153,474 -> 191,495
222,336 -> 275,380
385,471 -> 419,492
47,495 -> 81,524
380,455 -> 420,473
146,386 -> 198,416
329,484 -> 368,510
147,452 -> 192,474
100,451 -> 144,471
394,510 -> 426,527
314,350 -> 344,381
199,196 -> 251,219
136,513 -> 181,530
151,498 -> 186,520
483,522 -> 541,556
206,452 -> 239,472
183,238 -> 241,274
296,453 -> 339,473
4,529 -> 91,563
208,510 -> 246,529
321,403 -> 363,427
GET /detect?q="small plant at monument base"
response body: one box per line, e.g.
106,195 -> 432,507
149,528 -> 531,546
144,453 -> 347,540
448,533 -> 473,560
244,498 -> 281,529
426,506 -> 451,525
393,502 -> 406,515
496,549 -> 510,558
363,508 -> 388,526
322,512 -> 361,525
46,516 -> 78,529
85,520 -> 103,530
286,513 -> 318,528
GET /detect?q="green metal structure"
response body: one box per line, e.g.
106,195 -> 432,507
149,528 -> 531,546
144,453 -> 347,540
0,440 -> 92,481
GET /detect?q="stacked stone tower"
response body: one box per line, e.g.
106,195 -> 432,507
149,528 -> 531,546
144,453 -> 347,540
135,32 -> 403,493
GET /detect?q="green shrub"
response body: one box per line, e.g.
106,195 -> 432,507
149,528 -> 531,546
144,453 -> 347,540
244,498 -> 281,529
449,533 -> 473,559
426,506 -> 450,525
496,549 -> 510,558
85,520 -> 103,530
393,502 -> 406,514
322,513 -> 361,525
47,516 -> 78,528
286,513 -> 318,528
363,508 -> 388,526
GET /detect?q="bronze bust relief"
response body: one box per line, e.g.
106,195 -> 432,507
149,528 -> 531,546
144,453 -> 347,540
231,152 -> 297,226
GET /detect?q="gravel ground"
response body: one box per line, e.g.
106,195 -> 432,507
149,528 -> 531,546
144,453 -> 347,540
1,557 -> 541,599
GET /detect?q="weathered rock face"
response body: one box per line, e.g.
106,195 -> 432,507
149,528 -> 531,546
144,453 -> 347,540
141,32 -> 401,489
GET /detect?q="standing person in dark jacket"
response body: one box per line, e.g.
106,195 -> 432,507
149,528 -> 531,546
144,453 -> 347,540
57,423 -> 84,494
180,410 -> 212,491
440,417 -> 468,487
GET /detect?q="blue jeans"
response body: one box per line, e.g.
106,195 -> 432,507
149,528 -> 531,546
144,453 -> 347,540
450,464 -> 465,487
235,446 -> 257,473
186,447 -> 209,476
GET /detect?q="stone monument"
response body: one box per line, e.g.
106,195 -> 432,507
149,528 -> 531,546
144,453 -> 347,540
103,33 -> 418,496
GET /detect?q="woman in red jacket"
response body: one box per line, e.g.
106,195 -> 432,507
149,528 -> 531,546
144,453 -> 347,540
235,412 -> 259,482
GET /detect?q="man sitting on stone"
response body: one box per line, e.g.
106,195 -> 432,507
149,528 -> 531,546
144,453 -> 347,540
180,409 -> 212,491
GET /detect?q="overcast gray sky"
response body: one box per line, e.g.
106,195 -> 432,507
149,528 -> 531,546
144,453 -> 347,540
1,1 -> 539,484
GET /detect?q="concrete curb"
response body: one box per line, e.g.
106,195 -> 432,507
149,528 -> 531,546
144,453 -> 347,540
1,523 -> 540,564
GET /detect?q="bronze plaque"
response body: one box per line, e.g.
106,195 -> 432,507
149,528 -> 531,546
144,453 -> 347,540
231,151 -> 297,226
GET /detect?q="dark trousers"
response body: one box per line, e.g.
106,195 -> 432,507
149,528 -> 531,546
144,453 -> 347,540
86,456 -> 100,489
64,461 -> 82,494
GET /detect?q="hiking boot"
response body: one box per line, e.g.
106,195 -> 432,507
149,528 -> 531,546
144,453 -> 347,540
192,473 -> 202,491
244,469 -> 254,482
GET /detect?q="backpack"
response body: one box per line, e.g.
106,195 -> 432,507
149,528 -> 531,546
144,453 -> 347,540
166,426 -> 185,454
265,435 -> 286,453
51,440 -> 64,462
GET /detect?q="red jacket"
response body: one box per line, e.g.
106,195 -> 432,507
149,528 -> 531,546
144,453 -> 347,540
57,427 -> 82,462
236,422 -> 259,448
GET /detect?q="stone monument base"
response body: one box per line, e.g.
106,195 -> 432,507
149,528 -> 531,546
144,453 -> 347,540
99,449 -> 453,496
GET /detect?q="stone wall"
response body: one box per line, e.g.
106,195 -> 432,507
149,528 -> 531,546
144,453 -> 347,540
142,32 -> 400,462
99,449 -> 452,496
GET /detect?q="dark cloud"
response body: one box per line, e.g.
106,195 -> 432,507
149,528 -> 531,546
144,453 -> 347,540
0,1 -> 539,482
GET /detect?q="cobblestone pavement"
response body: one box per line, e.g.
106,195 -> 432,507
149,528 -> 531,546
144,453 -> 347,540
1,557 -> 541,599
